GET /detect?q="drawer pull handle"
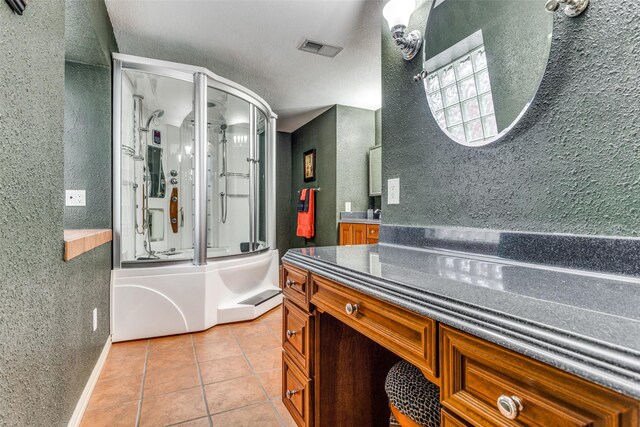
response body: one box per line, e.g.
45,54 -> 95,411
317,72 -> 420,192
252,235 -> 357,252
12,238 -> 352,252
345,303 -> 359,315
286,389 -> 299,399
497,395 -> 523,420
285,279 -> 297,288
286,329 -> 298,338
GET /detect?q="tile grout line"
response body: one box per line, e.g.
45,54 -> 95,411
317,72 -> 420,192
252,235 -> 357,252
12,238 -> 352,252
135,340 -> 151,427
191,334 -> 214,427
230,314 -> 289,426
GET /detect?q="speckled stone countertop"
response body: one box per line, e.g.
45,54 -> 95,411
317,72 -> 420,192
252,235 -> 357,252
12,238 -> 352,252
337,219 -> 381,224
282,243 -> 640,399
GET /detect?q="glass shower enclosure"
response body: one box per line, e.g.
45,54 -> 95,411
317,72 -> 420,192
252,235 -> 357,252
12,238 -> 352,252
112,54 -> 276,267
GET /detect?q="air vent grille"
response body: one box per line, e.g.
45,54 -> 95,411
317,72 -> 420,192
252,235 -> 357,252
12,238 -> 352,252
298,39 -> 343,58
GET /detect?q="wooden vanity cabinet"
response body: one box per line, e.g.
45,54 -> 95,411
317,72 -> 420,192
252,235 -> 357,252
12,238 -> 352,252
339,222 -> 379,245
440,325 -> 639,427
281,262 -> 314,427
281,262 -> 640,427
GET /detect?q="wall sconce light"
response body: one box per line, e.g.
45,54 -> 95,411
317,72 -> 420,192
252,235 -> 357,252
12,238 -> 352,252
545,0 -> 589,17
383,0 -> 422,61
5,0 -> 27,15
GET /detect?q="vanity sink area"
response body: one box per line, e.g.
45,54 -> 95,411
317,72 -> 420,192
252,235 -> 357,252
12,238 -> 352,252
281,225 -> 640,426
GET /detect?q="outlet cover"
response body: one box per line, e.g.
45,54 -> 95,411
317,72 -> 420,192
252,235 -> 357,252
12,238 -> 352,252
92,308 -> 97,331
345,202 -> 352,212
66,190 -> 86,207
388,178 -> 400,205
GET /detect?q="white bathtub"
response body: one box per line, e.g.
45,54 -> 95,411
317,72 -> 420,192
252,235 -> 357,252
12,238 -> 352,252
110,249 -> 282,342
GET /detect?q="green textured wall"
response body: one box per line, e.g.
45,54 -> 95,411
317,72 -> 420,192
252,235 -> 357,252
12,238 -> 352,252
64,62 -> 112,229
0,1 -> 114,425
382,0 -> 640,236
290,107 -> 338,248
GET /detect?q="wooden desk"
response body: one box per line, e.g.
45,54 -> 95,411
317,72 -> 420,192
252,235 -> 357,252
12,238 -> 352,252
281,262 -> 640,427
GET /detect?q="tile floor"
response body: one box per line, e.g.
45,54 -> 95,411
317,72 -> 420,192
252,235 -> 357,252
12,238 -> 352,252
81,306 -> 296,427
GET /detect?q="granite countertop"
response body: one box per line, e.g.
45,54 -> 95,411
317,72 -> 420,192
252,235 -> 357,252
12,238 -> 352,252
282,243 -> 640,399
337,218 -> 381,224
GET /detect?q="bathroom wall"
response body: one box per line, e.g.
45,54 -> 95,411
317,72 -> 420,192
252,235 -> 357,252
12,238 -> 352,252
289,106 -> 376,249
0,1 -> 115,425
290,107 -> 338,248
276,131 -> 292,256
382,0 -> 640,236
64,61 -> 112,229
375,109 -> 382,147
336,105 -> 376,220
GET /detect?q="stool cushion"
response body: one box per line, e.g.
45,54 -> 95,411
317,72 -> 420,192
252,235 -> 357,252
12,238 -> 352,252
385,360 -> 441,427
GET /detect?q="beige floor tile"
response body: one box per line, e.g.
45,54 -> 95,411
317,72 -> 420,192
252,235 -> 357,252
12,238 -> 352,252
109,339 -> 149,359
229,320 -> 271,338
99,353 -> 146,383
148,333 -> 193,351
143,363 -> 201,397
192,326 -> 232,344
87,373 -> 143,409
170,417 -> 211,426
147,344 -> 197,371
211,402 -> 281,427
271,399 -> 298,427
262,318 -> 282,335
204,375 -> 267,414
139,387 -> 207,427
245,347 -> 283,373
256,369 -> 282,399
199,355 -> 252,385
236,332 -> 280,354
80,400 -> 139,427
195,336 -> 243,362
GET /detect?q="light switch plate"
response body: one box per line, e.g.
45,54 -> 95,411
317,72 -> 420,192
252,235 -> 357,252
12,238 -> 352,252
388,178 -> 400,205
66,190 -> 86,207
345,202 -> 352,212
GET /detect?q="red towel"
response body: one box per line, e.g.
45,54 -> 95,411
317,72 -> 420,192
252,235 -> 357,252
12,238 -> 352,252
296,189 -> 315,239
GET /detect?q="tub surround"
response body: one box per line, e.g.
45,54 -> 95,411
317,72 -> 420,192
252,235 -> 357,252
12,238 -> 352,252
64,229 -> 112,261
282,232 -> 640,399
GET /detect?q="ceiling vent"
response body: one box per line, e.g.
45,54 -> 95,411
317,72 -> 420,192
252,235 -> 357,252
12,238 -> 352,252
298,39 -> 343,58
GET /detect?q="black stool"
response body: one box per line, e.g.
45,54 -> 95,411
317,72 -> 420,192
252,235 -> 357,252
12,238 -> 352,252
384,360 -> 441,427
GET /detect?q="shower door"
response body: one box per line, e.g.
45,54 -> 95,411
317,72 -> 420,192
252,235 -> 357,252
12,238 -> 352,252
117,68 -> 195,264
205,85 -> 270,257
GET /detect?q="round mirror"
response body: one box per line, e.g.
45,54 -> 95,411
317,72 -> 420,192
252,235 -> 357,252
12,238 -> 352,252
422,0 -> 553,147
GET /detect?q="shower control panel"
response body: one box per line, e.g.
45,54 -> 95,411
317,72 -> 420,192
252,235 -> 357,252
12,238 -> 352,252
153,130 -> 161,145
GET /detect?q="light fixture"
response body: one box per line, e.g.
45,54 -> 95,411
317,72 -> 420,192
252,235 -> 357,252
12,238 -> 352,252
544,0 -> 589,17
383,0 -> 422,61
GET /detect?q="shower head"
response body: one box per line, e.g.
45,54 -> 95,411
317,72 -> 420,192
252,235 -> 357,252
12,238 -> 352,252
145,109 -> 164,129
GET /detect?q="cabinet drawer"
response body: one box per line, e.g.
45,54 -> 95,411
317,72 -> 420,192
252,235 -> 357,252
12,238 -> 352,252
310,274 -> 438,384
283,352 -> 313,427
442,409 -> 472,427
282,263 -> 309,310
441,325 -> 640,427
366,224 -> 379,239
283,299 -> 313,375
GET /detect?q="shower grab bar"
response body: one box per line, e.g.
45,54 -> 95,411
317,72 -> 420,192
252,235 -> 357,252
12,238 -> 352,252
220,126 -> 229,224
219,172 -> 249,178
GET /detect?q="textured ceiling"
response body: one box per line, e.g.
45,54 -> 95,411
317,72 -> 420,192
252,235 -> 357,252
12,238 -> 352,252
105,0 -> 382,132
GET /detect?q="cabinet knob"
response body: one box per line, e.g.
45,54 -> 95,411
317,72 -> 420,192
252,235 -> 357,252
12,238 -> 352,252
286,329 -> 298,338
285,279 -> 296,288
497,395 -> 523,420
345,303 -> 359,315
286,389 -> 299,399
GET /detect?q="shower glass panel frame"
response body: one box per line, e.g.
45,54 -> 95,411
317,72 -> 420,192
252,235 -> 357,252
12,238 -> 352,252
113,54 -> 277,268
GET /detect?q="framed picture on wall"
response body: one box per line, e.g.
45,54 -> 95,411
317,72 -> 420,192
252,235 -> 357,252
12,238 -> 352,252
303,149 -> 316,182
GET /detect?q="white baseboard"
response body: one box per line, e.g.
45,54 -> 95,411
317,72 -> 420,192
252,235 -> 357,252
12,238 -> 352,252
67,335 -> 112,427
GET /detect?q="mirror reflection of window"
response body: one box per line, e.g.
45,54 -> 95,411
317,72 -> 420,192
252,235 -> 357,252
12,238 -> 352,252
425,45 -> 497,145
